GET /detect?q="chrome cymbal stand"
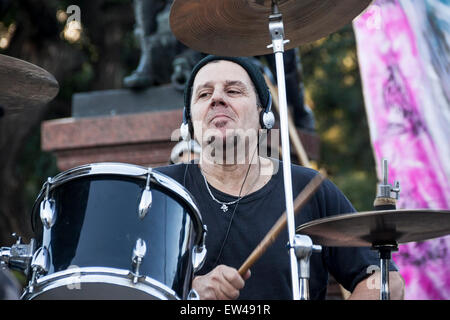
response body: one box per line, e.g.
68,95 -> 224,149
293,235 -> 322,300
372,243 -> 398,300
372,158 -> 400,300
267,1 -> 300,300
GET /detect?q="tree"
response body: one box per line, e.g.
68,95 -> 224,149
0,0 -> 135,245
299,24 -> 378,211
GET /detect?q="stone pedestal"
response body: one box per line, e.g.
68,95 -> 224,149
42,85 -> 185,171
42,109 -> 183,171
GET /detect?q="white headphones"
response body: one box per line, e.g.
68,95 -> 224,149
180,92 -> 274,141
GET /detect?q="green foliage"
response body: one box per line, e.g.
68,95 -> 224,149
16,129 -> 59,218
299,24 -> 378,211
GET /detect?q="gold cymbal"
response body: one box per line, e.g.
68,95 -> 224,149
170,0 -> 372,57
0,54 -> 59,116
296,209 -> 450,247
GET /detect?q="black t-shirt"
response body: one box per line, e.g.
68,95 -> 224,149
156,160 -> 394,300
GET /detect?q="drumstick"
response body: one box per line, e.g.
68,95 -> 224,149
238,170 -> 326,277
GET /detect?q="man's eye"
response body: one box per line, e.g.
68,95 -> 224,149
228,89 -> 241,94
198,92 -> 211,98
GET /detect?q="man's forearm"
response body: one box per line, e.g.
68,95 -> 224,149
348,271 -> 405,300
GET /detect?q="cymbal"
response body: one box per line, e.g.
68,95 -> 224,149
170,0 -> 372,57
0,54 -> 59,116
296,209 -> 450,247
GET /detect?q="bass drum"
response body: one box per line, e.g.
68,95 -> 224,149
23,163 -> 206,300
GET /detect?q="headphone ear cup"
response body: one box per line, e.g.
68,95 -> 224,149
260,91 -> 274,129
180,122 -> 190,141
262,110 -> 275,130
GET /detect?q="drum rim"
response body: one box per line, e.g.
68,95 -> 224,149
31,162 -> 204,245
21,266 -> 179,300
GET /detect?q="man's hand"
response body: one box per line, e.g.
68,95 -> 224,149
192,265 -> 251,300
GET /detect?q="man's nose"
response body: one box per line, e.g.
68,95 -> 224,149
210,89 -> 226,107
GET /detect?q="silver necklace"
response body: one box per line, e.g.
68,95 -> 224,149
201,172 -> 241,212
200,157 -> 261,213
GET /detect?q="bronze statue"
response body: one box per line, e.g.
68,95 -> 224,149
123,0 -> 314,131
123,0 -> 204,90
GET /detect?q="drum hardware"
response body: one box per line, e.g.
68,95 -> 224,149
266,1 -> 302,300
0,234 -> 36,276
192,225 -> 208,273
296,209 -> 450,299
187,289 -> 200,300
138,168 -> 153,219
131,238 -> 147,284
23,267 -> 183,300
372,158 -> 400,299
40,178 -> 56,229
189,226 -> 207,300
0,248 -> 9,268
374,159 -> 400,211
371,243 -> 398,301
292,234 -> 322,300
28,246 -> 50,294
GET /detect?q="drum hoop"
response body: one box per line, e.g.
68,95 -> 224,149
21,267 -> 179,300
31,162 -> 204,245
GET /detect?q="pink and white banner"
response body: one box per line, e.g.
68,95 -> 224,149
353,0 -> 450,299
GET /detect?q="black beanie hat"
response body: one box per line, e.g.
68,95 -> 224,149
183,55 -> 270,122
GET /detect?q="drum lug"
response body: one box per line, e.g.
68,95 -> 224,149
192,225 -> 207,273
187,289 -> 200,300
30,246 -> 50,275
40,178 -> 56,229
131,238 -> 147,284
138,169 -> 153,219
28,246 -> 50,293
40,199 -> 56,229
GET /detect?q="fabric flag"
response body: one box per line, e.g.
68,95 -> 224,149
353,0 -> 450,299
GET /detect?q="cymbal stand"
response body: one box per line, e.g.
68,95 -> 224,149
293,235 -> 322,300
267,1 -> 299,300
372,243 -> 398,300
372,158 -> 400,300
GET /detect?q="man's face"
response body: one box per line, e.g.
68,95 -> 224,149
190,60 -> 261,153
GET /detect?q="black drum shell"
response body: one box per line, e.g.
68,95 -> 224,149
31,173 -> 202,299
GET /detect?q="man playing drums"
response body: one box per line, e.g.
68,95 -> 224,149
156,55 -> 405,300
